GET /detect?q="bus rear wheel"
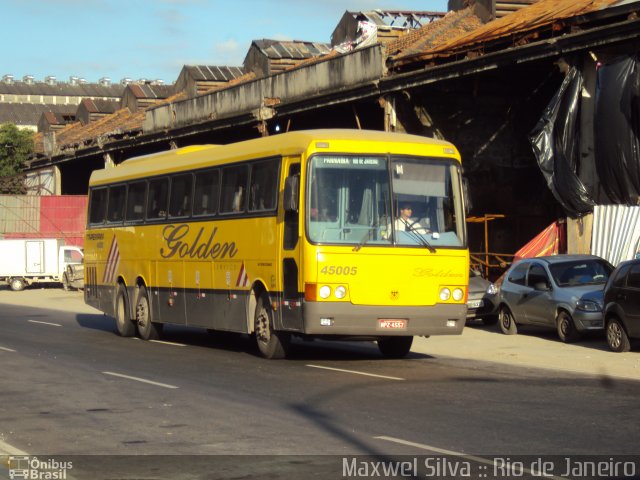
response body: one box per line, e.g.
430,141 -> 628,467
377,336 -> 413,359
136,286 -> 162,340
254,293 -> 290,359
115,284 -> 135,337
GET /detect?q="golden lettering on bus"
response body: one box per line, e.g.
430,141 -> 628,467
160,224 -> 238,260
412,267 -> 463,278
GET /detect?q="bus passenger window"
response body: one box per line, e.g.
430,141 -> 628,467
193,170 -> 219,216
107,185 -> 126,223
249,159 -> 279,212
169,174 -> 193,218
220,165 -> 248,214
126,181 -> 146,222
147,178 -> 169,220
89,188 -> 107,224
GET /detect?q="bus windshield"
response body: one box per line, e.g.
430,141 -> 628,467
307,154 -> 465,248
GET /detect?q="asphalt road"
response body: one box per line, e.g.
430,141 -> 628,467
1,288 -> 640,479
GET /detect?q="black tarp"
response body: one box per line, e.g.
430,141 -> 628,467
594,55 -> 640,205
529,67 -> 596,218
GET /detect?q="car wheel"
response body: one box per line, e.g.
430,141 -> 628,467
62,273 -> 71,291
556,311 -> 580,343
378,336 -> 413,358
606,317 -> 631,353
499,306 -> 517,335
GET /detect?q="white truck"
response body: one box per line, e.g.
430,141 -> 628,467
0,238 -> 84,291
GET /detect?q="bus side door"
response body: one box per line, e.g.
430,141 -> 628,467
280,161 -> 304,331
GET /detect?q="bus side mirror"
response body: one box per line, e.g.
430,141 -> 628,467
284,174 -> 299,213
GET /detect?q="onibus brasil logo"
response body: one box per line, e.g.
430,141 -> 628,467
8,456 -> 73,479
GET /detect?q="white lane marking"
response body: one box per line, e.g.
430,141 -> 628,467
0,438 -> 29,455
28,320 -> 62,327
306,364 -> 404,381
375,436 -> 565,480
0,346 -> 16,352
150,340 -> 187,347
102,371 -> 179,389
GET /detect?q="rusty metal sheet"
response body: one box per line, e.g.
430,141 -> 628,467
389,0 -> 623,65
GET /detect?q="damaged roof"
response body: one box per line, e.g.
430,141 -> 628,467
51,107 -> 145,153
249,39 -> 332,60
385,8 -> 484,59
344,10 -> 445,29
387,0 -> 626,67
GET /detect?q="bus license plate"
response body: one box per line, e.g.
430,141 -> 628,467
378,319 -> 407,330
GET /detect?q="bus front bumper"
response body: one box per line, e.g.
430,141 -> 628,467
302,301 -> 466,336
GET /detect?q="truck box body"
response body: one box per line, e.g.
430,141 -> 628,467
0,238 -> 83,290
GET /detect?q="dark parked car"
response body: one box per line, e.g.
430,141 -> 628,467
498,255 -> 613,342
603,259 -> 640,352
467,269 -> 498,325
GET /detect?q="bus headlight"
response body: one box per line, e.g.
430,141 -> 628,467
319,285 -> 331,299
334,285 -> 347,299
452,288 -> 464,301
439,288 -> 451,301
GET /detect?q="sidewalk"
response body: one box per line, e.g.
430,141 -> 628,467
413,322 -> 640,381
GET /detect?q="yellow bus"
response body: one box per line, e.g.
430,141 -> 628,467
84,129 -> 469,358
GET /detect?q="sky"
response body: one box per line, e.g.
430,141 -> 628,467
2,0 -> 449,86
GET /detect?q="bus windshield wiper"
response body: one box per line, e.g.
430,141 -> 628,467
353,227 -> 375,252
403,225 -> 436,253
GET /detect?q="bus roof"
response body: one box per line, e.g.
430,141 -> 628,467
89,129 -> 459,186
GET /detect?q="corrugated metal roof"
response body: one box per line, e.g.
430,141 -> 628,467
252,39 -> 332,60
127,83 -> 175,99
388,0 -> 624,66
592,205 -> 640,265
79,98 -> 119,114
183,65 -> 246,82
0,103 -> 76,126
0,80 -> 124,97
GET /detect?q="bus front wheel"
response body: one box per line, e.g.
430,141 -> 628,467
377,336 -> 413,359
136,286 -> 162,340
254,293 -> 290,359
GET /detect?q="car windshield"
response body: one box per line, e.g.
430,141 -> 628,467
549,259 -> 613,287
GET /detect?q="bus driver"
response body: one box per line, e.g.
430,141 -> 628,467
395,203 -> 430,234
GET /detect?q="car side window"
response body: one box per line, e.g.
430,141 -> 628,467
528,264 -> 549,288
508,262 -> 528,286
612,264 -> 631,288
628,264 -> 640,289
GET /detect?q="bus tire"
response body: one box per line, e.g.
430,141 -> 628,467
115,284 -> 135,337
377,336 -> 413,359
135,286 -> 162,340
254,293 -> 290,359
9,277 -> 26,292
